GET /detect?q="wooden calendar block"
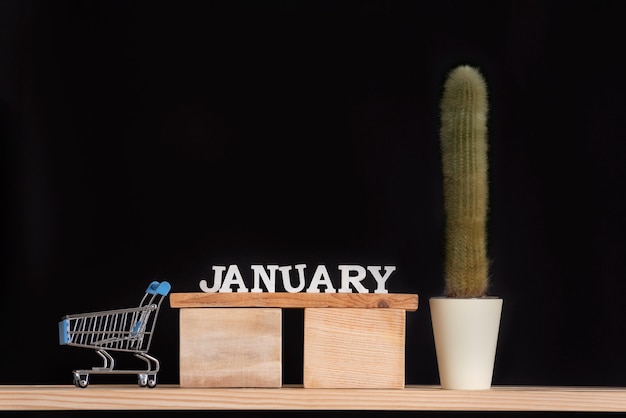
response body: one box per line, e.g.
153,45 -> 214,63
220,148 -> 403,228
303,308 -> 405,389
179,308 -> 282,388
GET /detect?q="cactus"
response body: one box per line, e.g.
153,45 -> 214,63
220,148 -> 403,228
440,65 -> 489,298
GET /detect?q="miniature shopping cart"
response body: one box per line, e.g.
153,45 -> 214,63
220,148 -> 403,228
58,281 -> 171,388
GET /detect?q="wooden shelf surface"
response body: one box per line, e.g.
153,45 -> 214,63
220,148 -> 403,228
2,385 -> 626,411
170,292 -> 419,311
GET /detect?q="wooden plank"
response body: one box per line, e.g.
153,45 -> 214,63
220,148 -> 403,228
179,308 -> 282,388
303,308 -> 405,388
2,385 -> 626,411
170,292 -> 418,311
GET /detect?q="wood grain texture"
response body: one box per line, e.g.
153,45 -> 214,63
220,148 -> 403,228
303,308 -> 405,388
2,385 -> 626,411
179,308 -> 281,388
170,292 -> 418,311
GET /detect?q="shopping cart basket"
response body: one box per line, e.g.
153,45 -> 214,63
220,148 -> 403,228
58,281 -> 171,388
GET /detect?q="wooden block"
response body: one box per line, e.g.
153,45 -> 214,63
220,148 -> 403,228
170,292 -> 418,311
179,308 -> 282,388
303,308 -> 405,389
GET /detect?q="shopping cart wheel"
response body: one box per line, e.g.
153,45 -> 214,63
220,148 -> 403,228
138,373 -> 157,388
74,373 -> 89,388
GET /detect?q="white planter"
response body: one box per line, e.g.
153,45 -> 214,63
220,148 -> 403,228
429,297 -> 503,390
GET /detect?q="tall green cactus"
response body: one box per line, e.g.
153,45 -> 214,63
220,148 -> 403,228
440,65 -> 489,298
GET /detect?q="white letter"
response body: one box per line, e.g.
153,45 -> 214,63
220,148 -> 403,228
282,264 -> 306,293
219,265 -> 249,293
368,266 -> 396,294
306,265 -> 336,293
199,266 -> 226,292
251,265 -> 278,293
338,265 -> 368,293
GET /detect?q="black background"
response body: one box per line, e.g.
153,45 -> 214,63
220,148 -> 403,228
2,0 -> 626,414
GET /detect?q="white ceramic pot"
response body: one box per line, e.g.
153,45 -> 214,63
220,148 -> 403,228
429,297 -> 503,390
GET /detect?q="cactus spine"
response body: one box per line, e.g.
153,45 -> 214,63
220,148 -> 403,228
440,65 -> 489,298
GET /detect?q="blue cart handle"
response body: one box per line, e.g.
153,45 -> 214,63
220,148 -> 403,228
146,281 -> 171,296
